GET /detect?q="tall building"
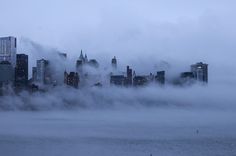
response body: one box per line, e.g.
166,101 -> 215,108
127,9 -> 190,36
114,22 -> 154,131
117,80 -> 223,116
180,72 -> 194,85
191,62 -> 208,83
125,66 -> 133,85
32,67 -> 37,82
110,75 -> 125,86
155,71 -> 165,85
111,56 -> 117,69
64,71 -> 79,88
0,61 -> 14,86
133,76 -> 148,86
15,54 -> 28,87
0,36 -> 17,67
36,59 -> 51,84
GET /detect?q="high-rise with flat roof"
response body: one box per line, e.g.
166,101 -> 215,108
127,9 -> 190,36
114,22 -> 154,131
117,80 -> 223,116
15,54 -> 28,87
191,62 -> 208,83
0,36 -> 17,67
36,59 -> 51,84
0,61 -> 14,86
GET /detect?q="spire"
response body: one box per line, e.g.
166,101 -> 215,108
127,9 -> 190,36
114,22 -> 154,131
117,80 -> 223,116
79,49 -> 84,60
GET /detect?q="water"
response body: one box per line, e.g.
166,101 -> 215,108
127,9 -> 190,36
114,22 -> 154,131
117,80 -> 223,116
0,109 -> 235,156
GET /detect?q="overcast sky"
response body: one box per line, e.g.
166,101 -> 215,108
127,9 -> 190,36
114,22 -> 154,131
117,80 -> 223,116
0,0 -> 235,83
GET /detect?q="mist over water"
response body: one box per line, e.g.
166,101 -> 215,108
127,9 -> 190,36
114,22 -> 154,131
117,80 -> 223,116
1,0 -> 236,155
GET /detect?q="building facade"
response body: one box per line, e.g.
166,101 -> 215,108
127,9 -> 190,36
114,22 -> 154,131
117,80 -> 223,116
155,71 -> 165,85
191,62 -> 208,83
111,56 -> 117,69
32,67 -> 37,82
64,71 -> 79,88
36,59 -> 51,84
15,54 -> 28,87
0,36 -> 17,67
0,61 -> 14,86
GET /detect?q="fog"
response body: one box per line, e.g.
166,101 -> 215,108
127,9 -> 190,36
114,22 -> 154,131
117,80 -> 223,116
1,0 -> 236,155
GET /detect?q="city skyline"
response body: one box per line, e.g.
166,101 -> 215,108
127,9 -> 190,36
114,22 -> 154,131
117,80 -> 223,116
0,36 -> 208,91
0,1 -> 236,156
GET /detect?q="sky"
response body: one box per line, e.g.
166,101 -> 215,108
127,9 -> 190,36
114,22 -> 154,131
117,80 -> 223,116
1,2 -> 236,156
0,0 -> 236,83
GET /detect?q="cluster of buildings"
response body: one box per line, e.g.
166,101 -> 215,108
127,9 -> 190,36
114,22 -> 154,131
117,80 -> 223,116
110,56 -> 208,87
0,37 -> 28,90
0,36 -> 208,93
110,62 -> 166,86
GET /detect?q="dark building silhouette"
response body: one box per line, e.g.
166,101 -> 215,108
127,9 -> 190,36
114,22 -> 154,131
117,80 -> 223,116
30,84 -> 39,92
180,72 -> 195,85
155,71 -> 165,85
133,76 -> 148,86
0,36 -> 17,67
64,71 -> 79,88
181,72 -> 194,79
76,50 -> 99,73
110,75 -> 125,86
78,50 -> 86,63
15,54 -> 28,87
111,56 -> 117,69
0,61 -> 14,86
191,62 -> 208,83
125,66 -> 133,86
32,67 -> 37,82
88,59 -> 99,68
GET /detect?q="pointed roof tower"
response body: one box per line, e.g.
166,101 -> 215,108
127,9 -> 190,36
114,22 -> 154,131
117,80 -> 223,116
79,49 -> 84,60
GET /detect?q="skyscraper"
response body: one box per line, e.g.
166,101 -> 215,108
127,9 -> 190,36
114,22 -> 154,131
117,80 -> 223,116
0,61 -> 14,86
64,71 -> 79,88
191,62 -> 208,83
125,66 -> 133,85
36,59 -> 51,84
111,56 -> 117,69
32,67 -> 37,82
155,71 -> 165,85
0,36 -> 17,67
15,54 -> 28,87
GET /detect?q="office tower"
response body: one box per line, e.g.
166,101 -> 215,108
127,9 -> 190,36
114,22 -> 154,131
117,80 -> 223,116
0,36 -> 17,67
155,71 -> 165,85
0,61 -> 14,85
110,75 -> 125,86
32,67 -> 37,82
111,56 -> 117,69
191,62 -> 208,83
180,72 -> 194,85
133,76 -> 148,86
36,59 -> 51,84
126,66 -> 132,85
15,54 -> 28,87
64,71 -> 79,88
